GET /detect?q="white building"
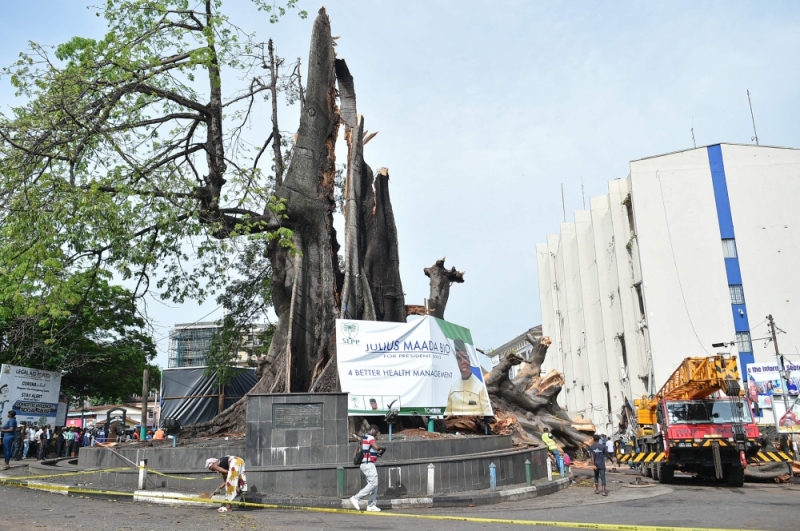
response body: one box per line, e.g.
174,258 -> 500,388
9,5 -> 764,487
488,326 -> 543,379
536,143 -> 800,433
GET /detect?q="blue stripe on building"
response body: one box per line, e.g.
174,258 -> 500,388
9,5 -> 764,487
707,145 -> 754,381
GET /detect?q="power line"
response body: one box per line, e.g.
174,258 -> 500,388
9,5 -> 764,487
656,171 -> 711,356
747,89 -> 760,145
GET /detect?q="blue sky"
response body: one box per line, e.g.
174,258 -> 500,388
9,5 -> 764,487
3,1 -> 800,367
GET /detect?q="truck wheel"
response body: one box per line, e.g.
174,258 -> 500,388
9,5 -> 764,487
642,464 -> 652,478
658,463 -> 674,484
652,462 -> 660,481
726,466 -> 744,487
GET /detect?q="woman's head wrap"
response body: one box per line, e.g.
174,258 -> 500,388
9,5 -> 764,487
205,458 -> 219,469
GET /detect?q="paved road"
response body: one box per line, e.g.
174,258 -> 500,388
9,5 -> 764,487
1,472 -> 795,530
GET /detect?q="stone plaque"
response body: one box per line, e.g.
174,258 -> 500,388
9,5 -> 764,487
273,403 -> 323,429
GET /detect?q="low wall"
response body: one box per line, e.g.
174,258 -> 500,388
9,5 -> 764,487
78,444 -> 247,470
73,444 -> 547,497
78,435 -> 512,470
380,435 -> 512,462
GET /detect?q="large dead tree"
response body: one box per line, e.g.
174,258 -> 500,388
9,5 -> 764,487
187,9 -> 404,434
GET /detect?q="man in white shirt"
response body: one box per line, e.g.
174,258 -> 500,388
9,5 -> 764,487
34,426 -> 45,460
22,424 -> 33,459
27,425 -> 38,459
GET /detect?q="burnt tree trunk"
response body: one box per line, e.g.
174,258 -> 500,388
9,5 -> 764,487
424,257 -> 464,319
336,59 -> 405,325
186,9 -> 405,435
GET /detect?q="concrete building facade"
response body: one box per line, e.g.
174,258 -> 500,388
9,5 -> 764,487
537,143 -> 800,434
168,321 -> 268,368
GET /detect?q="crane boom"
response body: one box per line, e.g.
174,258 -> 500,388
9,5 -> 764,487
636,356 -> 742,425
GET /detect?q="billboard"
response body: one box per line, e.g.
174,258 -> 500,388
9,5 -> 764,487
0,364 -> 63,425
746,361 -> 800,434
336,316 -> 493,417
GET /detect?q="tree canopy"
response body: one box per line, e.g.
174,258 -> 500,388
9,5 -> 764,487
0,0 -> 307,379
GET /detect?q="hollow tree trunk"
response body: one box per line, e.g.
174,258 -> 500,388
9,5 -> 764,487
185,9 -> 340,435
364,167 -> 406,322
186,10 -> 406,434
336,59 -> 405,325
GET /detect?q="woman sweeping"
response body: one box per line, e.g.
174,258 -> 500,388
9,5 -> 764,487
205,456 -> 247,512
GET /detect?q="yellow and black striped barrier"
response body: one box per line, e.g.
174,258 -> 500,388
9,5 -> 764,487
750,451 -> 793,463
617,450 -> 792,464
615,452 -> 665,464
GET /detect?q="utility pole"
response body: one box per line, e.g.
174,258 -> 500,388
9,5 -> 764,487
141,368 -> 149,441
766,314 -> 799,462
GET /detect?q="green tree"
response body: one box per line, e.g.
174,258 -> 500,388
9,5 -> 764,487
0,0 -> 304,306
0,275 -> 157,403
0,1 -> 305,375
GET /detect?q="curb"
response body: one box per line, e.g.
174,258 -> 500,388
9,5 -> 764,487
1,473 -> 570,510
246,477 -> 571,510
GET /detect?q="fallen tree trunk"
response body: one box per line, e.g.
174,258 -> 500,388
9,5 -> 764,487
484,335 -> 591,449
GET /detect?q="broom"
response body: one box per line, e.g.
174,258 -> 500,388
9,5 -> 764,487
198,487 -> 221,499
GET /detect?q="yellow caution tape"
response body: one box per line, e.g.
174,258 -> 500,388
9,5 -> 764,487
0,477 -> 768,531
147,469 -> 219,481
6,467 -> 135,480
6,466 -> 218,482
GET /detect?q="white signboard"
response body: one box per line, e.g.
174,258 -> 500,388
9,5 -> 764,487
0,364 -> 63,425
336,316 -> 493,417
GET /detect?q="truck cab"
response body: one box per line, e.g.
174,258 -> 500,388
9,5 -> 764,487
641,396 -> 760,486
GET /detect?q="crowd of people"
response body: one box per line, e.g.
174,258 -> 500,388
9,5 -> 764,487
1,422 -> 105,464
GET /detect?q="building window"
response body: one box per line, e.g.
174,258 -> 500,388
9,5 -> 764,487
736,332 -> 753,353
721,239 -> 737,258
633,282 -> 645,316
618,334 -> 628,368
623,195 -> 636,237
729,284 -> 745,305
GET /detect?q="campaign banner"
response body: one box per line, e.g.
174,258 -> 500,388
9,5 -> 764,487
746,361 -> 800,411
773,396 -> 800,434
746,361 -> 800,433
0,364 -> 62,425
336,316 -> 493,417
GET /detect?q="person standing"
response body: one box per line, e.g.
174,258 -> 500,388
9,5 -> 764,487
606,435 -> 615,463
1,411 -> 19,469
55,427 -> 65,458
11,424 -> 23,460
541,427 -> 565,477
22,423 -> 30,459
64,428 -> 75,456
589,433 -> 614,496
35,425 -> 45,460
26,424 -> 37,460
205,456 -> 248,513
349,424 -> 386,512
